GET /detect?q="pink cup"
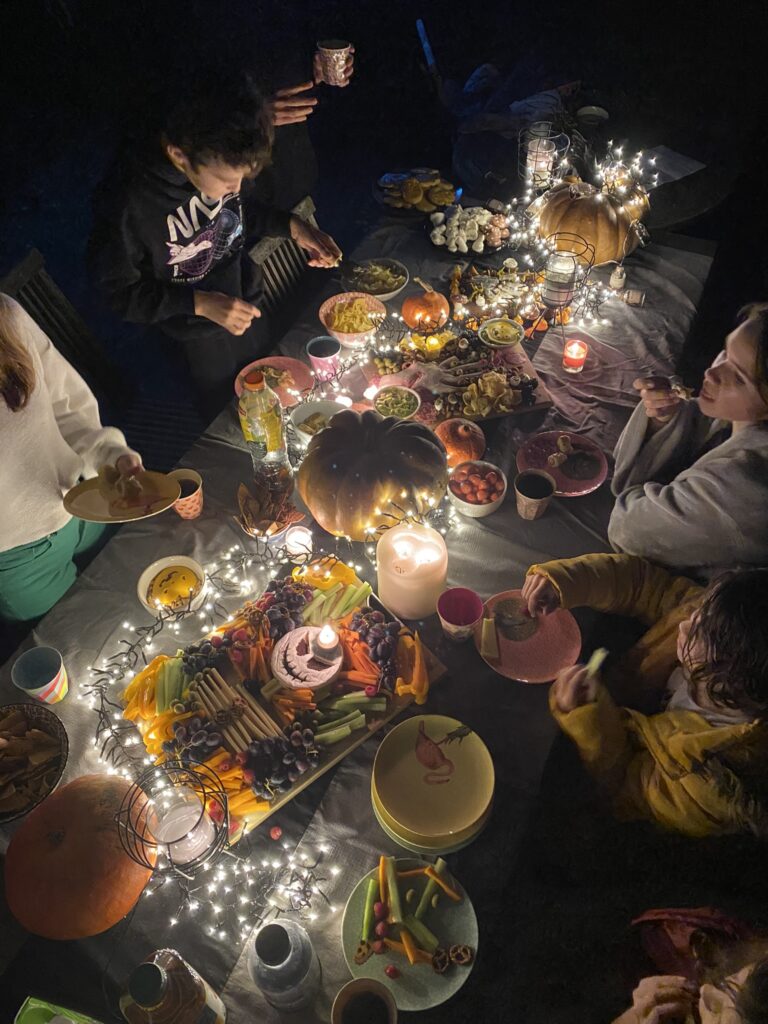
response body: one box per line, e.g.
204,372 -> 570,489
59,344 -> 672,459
306,335 -> 342,382
437,588 -> 485,643
168,469 -> 204,519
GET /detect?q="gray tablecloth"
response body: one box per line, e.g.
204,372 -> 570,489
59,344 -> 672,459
0,225 -> 712,1022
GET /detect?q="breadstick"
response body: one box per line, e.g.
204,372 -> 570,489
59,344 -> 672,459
205,671 -> 272,740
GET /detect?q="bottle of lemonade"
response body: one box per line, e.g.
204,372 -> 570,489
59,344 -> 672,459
238,370 -> 293,498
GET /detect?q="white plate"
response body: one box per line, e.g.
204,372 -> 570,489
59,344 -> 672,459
341,857 -> 478,1012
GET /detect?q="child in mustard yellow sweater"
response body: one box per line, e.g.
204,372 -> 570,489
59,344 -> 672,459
521,554 -> 768,838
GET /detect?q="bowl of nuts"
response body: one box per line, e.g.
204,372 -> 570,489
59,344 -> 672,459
448,460 -> 508,518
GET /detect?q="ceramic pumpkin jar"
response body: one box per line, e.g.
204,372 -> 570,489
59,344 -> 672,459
297,409 -> 448,541
534,179 -> 650,266
401,278 -> 450,332
434,418 -> 486,467
4,774 -> 155,940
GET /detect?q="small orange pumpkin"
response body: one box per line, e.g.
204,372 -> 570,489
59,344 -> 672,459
434,418 -> 486,466
4,774 -> 154,940
401,278 -> 450,332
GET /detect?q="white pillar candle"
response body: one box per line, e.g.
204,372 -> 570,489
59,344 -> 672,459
151,786 -> 215,865
376,522 -> 448,621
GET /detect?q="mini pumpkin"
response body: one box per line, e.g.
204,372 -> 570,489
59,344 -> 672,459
4,774 -> 154,940
401,277 -> 450,332
297,409 -> 448,541
533,179 -> 650,266
434,418 -> 486,466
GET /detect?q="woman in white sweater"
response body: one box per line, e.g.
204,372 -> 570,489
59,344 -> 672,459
609,303 -> 768,579
0,293 -> 142,622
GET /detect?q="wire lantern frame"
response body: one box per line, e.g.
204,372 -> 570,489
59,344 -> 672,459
519,122 -> 570,192
538,232 -> 595,310
116,759 -> 230,879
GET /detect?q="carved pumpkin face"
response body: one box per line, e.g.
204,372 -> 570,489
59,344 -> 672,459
296,410 -> 448,541
534,180 -> 650,266
4,774 -> 154,940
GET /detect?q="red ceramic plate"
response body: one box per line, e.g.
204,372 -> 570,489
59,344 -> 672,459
234,357 -> 314,408
474,589 -> 581,683
516,430 -> 608,497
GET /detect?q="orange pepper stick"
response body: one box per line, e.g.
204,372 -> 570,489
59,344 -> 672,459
396,868 -> 429,878
400,927 -> 419,966
383,938 -> 431,964
424,866 -> 462,901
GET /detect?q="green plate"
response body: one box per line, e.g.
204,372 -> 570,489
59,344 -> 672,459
341,857 -> 478,1012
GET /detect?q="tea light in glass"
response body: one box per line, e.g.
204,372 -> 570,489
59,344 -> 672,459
376,522 -> 448,621
284,526 -> 313,562
526,137 -> 556,189
151,786 -> 215,866
542,251 -> 577,308
312,624 -> 341,665
563,339 -> 589,373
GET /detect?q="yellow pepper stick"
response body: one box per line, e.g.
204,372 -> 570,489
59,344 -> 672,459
424,866 -> 462,902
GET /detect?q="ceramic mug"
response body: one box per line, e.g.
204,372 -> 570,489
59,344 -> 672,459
306,336 -> 342,382
12,646 -> 69,703
331,978 -> 397,1024
315,39 -> 352,87
167,469 -> 204,519
437,587 -> 484,642
514,470 -> 556,520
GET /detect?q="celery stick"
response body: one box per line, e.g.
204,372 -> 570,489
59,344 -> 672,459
415,857 -> 447,920
362,877 -> 379,942
302,591 -> 327,623
363,701 -> 387,714
385,857 -> 403,924
320,583 -> 344,618
262,678 -> 281,699
404,914 -> 439,954
321,693 -> 376,710
316,710 -> 364,733
341,581 -> 372,618
156,662 -> 168,714
331,583 -> 358,619
314,723 -> 352,745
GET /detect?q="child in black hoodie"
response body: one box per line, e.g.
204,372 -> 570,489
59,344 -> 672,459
89,69 -> 340,413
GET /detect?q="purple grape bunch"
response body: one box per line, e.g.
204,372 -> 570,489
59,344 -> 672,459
263,579 -> 314,640
244,713 -> 319,799
162,715 -> 223,763
349,609 -> 400,691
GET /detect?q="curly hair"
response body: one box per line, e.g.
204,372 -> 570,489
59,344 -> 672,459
684,569 -> 768,718
163,69 -> 273,172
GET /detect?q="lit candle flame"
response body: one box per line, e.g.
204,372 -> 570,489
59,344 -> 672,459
318,624 -> 338,646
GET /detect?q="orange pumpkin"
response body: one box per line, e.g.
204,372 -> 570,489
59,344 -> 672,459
434,418 -> 486,466
401,277 -> 450,332
534,179 -> 650,266
4,775 -> 154,939
297,409 -> 448,541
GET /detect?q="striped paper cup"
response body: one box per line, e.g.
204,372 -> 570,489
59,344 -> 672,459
11,646 -> 69,704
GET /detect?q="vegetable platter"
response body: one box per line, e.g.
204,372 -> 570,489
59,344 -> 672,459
342,855 -> 478,1011
121,558 -> 445,842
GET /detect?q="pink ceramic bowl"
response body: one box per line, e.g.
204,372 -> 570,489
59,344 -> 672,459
319,291 -> 387,348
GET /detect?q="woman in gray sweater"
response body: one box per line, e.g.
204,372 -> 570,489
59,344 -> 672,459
609,303 -> 768,579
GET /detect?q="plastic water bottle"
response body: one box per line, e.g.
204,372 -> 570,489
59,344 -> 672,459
247,920 -> 321,1012
238,370 -> 293,496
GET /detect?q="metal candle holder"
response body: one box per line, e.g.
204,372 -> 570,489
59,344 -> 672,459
539,233 -> 595,310
116,759 -> 230,878
519,122 -> 570,191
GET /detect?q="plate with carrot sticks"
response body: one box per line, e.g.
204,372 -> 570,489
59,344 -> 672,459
342,856 -> 478,1011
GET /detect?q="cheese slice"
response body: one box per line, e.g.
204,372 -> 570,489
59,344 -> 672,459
480,617 -> 499,660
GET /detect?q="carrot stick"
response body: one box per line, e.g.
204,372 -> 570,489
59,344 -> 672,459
378,856 -> 388,907
338,670 -> 378,684
400,928 -> 419,966
424,866 -> 462,902
383,938 -> 431,964
396,868 -> 429,878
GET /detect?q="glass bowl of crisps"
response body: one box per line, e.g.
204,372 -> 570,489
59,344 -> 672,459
0,702 -> 68,822
319,291 -> 387,348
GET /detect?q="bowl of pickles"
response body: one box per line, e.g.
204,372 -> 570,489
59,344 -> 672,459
342,259 -> 409,301
373,386 -> 421,420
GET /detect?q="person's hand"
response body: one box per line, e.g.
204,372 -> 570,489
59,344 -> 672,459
521,573 -> 561,617
290,217 -> 342,268
115,453 -> 143,479
633,377 -> 682,428
194,291 -> 261,336
269,82 -> 318,126
551,664 -> 599,714
313,46 -> 355,87
625,975 -> 697,1024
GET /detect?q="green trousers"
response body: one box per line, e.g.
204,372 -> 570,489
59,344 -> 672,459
0,518 -> 108,623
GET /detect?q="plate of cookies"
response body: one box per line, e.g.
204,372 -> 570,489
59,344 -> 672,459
516,431 -> 608,497
374,168 -> 457,214
0,703 -> 68,821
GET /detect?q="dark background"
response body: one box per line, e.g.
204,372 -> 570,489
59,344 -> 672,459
2,2 -> 768,1019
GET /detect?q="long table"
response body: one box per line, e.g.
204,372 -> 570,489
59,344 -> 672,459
0,222 -> 713,1022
